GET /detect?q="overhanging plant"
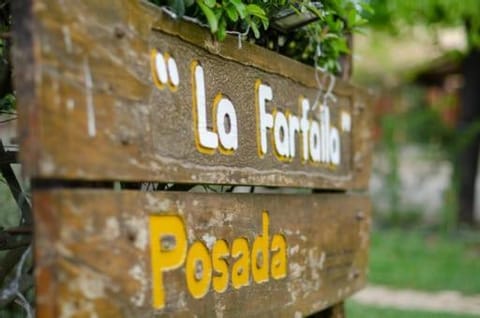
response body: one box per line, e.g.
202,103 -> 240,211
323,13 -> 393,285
150,0 -> 371,75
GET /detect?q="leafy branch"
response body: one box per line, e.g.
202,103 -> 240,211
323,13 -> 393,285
150,0 -> 371,74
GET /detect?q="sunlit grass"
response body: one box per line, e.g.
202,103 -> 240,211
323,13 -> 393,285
369,229 -> 480,294
347,301 -> 478,318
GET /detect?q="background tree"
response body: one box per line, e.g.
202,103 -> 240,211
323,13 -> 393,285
367,0 -> 480,226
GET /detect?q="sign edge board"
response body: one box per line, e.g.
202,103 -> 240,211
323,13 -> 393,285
33,190 -> 371,317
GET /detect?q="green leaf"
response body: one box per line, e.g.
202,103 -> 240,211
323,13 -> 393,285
215,7 -> 223,20
360,2 -> 374,15
225,4 -> 239,22
289,3 -> 301,15
261,18 -> 269,30
334,38 -> 349,54
218,17 -> 227,40
246,4 -> 266,19
250,21 -> 260,38
307,3 -> 322,18
203,0 -> 216,8
230,0 -> 246,19
324,33 -> 340,39
197,0 -> 218,33
347,9 -> 356,27
0,94 -> 16,112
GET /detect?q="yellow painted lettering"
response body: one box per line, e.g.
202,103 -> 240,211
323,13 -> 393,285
271,234 -> 287,280
231,237 -> 250,289
149,215 -> 187,309
251,211 -> 269,283
212,239 -> 230,293
149,210 -> 289,308
185,241 -> 212,299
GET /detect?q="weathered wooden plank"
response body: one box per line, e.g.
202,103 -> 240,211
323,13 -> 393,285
13,0 -> 372,189
33,190 -> 371,317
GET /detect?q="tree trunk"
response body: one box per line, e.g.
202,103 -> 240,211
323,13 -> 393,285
457,49 -> 480,226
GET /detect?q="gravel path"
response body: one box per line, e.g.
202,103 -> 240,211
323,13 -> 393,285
352,285 -> 480,316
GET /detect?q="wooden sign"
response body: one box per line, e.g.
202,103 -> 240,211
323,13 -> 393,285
34,191 -> 370,317
12,0 -> 373,316
13,0 -> 372,189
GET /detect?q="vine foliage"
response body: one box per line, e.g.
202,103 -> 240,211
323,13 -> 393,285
150,0 -> 370,74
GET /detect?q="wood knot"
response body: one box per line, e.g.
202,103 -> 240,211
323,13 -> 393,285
161,235 -> 176,251
114,26 -> 126,39
355,210 -> 365,221
120,137 -> 130,146
119,134 -> 132,146
204,40 -> 220,54
355,101 -> 366,112
195,260 -> 204,280
352,269 -> 361,279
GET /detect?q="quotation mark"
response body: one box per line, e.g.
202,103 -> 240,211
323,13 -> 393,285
151,49 -> 180,91
341,111 -> 351,132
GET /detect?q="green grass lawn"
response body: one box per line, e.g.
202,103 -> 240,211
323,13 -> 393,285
369,229 -> 480,294
346,301 -> 479,318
